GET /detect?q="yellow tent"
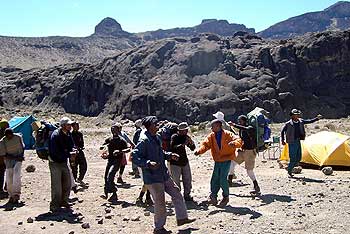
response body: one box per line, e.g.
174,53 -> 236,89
280,131 -> 350,167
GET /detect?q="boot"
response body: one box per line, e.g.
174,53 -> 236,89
218,196 -> 229,207
145,191 -> 153,205
252,180 -> 261,195
177,218 -> 196,226
228,174 -> 234,187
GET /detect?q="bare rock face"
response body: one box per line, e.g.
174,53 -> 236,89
259,1 -> 350,39
1,30 -> 350,123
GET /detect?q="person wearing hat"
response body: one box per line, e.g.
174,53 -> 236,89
281,109 -> 322,177
0,118 -> 9,198
102,123 -> 130,202
0,128 -> 25,204
194,114 -> 242,207
48,117 -> 76,212
130,119 -> 143,178
132,116 -> 195,234
71,122 -> 87,184
169,122 -> 196,202
228,115 -> 261,195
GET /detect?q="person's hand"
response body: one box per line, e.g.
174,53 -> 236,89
148,161 -> 159,169
316,114 -> 323,119
171,153 -> 180,161
282,141 -> 286,146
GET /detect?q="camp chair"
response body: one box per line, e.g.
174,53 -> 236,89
262,136 -> 281,160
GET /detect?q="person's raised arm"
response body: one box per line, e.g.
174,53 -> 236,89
194,136 -> 211,156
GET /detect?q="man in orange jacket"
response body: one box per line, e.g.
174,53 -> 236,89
194,118 -> 242,207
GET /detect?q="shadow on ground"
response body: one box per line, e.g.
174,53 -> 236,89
208,205 -> 262,219
35,209 -> 84,224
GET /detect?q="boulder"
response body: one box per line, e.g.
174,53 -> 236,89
322,167 -> 333,176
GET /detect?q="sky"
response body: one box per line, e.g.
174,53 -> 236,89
0,0 -> 345,37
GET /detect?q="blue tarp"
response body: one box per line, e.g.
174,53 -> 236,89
9,115 -> 36,150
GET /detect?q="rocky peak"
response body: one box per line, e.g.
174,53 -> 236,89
94,17 -> 128,37
324,1 -> 350,17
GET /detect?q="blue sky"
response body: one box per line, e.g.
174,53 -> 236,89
0,0 -> 344,37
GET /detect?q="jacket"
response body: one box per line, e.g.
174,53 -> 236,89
132,130 -> 172,184
281,118 -> 319,144
197,130 -> 242,162
0,134 -> 25,160
72,130 -> 84,150
49,129 -> 75,163
233,123 -> 257,150
170,134 -> 195,167
103,135 -> 128,160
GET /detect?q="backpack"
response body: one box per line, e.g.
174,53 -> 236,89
247,107 -> 271,152
159,123 -> 178,151
33,121 -> 58,160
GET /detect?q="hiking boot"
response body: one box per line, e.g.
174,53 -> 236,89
136,197 -> 144,206
0,190 -> 8,199
117,177 -> 125,184
49,206 -> 60,213
207,195 -> 218,206
177,218 -> 196,226
227,175 -> 234,187
253,180 -> 261,194
129,171 -> 135,176
184,195 -> 194,202
108,192 -> 118,202
72,186 -> 78,193
218,196 -> 229,207
145,198 -> 154,206
153,228 -> 172,234
77,179 -> 86,186
61,202 -> 71,209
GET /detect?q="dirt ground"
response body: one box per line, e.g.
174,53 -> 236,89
1,114 -> 350,234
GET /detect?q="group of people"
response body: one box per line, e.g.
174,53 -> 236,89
0,108 -> 322,234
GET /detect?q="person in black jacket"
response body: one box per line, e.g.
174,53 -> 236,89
281,109 -> 322,177
103,123 -> 129,202
48,117 -> 76,212
228,115 -> 261,195
169,122 -> 196,202
71,122 -> 87,184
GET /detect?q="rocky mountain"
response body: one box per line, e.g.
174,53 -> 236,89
0,35 -> 139,70
0,17 -> 254,70
259,1 -> 350,39
1,30 -> 350,123
138,19 -> 255,40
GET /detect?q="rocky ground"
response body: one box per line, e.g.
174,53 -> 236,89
0,115 -> 350,234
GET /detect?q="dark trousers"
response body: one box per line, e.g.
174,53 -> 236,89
288,141 -> 302,173
0,157 -> 5,191
71,150 -> 87,181
104,158 -> 121,195
49,162 -> 71,210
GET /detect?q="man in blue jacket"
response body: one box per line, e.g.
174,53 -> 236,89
48,117 -> 76,212
281,109 -> 322,177
132,116 -> 195,234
